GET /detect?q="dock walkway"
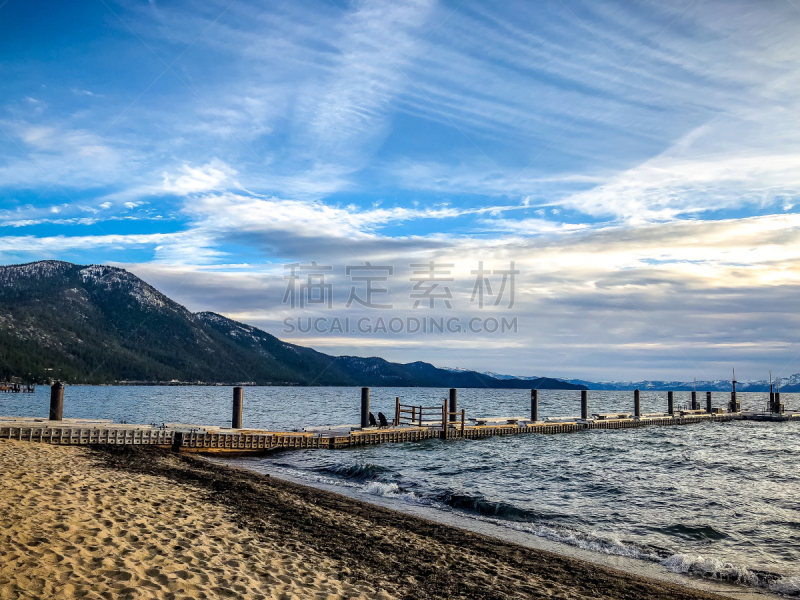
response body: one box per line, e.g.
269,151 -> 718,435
3,384 -> 797,455
3,410 -> 795,455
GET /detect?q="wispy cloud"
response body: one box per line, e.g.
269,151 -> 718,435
161,159 -> 235,195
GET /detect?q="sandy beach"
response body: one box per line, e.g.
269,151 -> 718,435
0,439 -> 734,600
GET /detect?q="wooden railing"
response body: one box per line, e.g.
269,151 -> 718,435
442,406 -> 466,435
393,397 -> 466,434
394,398 -> 445,427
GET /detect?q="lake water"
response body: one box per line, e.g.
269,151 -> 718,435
3,386 -> 799,595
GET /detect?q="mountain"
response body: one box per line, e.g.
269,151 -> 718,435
0,260 -> 584,390
561,375 -> 800,392
484,373 -> 800,393
482,371 -> 541,381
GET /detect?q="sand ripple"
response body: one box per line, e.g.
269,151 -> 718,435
0,440 -> 395,600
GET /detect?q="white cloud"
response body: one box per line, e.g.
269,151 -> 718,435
560,122 -> 800,222
161,159 -> 235,196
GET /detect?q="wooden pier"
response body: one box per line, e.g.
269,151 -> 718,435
1,385 -> 797,455
2,409 -> 795,455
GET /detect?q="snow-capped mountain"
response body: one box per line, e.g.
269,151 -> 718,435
480,373 -> 800,392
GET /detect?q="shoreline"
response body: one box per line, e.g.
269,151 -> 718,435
98,446 -> 740,599
225,458 -> 784,600
0,439 -> 784,599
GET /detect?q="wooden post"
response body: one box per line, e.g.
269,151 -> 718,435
580,390 -> 588,420
730,369 -> 740,413
634,388 -> 640,418
667,391 -> 674,416
461,408 -> 465,435
360,387 -> 370,429
691,390 -> 697,410
411,406 -> 416,423
49,381 -> 64,421
774,391 -> 783,414
531,389 -> 539,422
232,387 -> 243,429
395,397 -> 400,426
706,391 -> 712,413
441,403 -> 447,439
449,388 -> 457,423
418,406 -> 422,427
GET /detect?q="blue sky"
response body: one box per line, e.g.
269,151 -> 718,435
2,0 -> 800,380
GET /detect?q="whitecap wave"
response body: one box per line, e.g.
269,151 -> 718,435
661,553 -> 760,586
771,575 -> 800,596
472,516 -> 661,562
362,481 -> 427,505
266,464 -> 426,505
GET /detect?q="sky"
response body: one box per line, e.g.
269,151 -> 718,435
2,0 -> 800,381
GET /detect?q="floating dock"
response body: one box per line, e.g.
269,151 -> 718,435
2,411 -> 797,455
1,384 -> 797,455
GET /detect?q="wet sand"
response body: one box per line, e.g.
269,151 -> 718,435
0,439 -> 733,600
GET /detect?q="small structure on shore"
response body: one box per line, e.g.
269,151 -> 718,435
0,377 -> 35,393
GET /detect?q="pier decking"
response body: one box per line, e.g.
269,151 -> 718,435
2,384 -> 797,455
2,409 -> 796,455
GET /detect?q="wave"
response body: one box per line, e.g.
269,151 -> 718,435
362,481 -> 419,501
410,488 -> 665,562
657,523 -> 729,541
661,554 -> 761,585
660,553 -> 798,593
265,463 -> 426,506
434,490 -> 555,522
317,462 -> 395,482
771,576 -> 800,596
496,519 -> 662,561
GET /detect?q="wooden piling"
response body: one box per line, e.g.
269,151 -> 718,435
691,390 -> 698,411
667,391 -> 674,416
634,388 -> 640,418
449,388 -> 457,423
232,386 -> 243,429
531,389 -> 538,422
394,397 -> 400,426
706,391 -> 712,413
49,382 -> 64,421
730,371 -> 740,413
581,390 -> 588,420
360,387 -> 370,429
